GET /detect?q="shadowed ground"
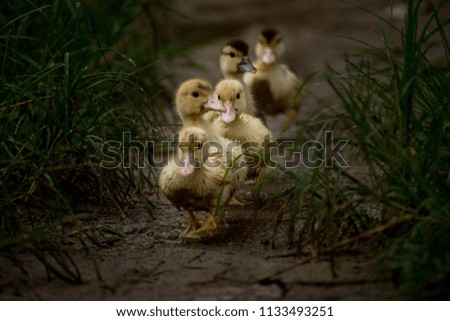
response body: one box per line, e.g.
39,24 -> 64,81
1,0 -> 420,300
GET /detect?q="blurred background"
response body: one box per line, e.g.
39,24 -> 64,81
158,0 -> 444,134
1,0 -> 448,300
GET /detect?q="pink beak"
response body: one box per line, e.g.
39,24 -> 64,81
262,48 -> 275,64
204,97 -> 226,112
180,156 -> 195,177
221,102 -> 236,124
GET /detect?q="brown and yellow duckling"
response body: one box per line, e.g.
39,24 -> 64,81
244,29 -> 303,133
218,39 -> 258,117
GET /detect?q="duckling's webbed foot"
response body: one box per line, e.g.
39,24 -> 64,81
191,214 -> 228,239
180,210 -> 202,239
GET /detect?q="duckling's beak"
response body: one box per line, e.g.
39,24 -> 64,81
204,97 -> 226,112
180,156 -> 195,177
238,57 -> 257,73
262,48 -> 276,64
221,102 -> 236,124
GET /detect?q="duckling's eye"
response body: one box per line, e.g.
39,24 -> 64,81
191,91 -> 199,97
229,52 -> 236,58
218,95 -> 221,100
236,93 -> 240,99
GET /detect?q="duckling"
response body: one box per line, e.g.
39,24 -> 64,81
175,78 -> 247,207
213,79 -> 273,197
159,126 -> 247,239
244,29 -> 303,133
175,78 -> 226,137
218,39 -> 258,117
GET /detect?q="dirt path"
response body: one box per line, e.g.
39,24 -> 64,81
0,0 -> 408,300
0,190 -> 393,300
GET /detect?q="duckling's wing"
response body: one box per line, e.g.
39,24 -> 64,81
280,64 -> 302,91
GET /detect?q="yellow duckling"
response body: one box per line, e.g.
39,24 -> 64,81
244,29 -> 303,133
218,40 -> 258,117
213,79 -> 273,196
159,126 -> 247,239
175,78 -> 225,138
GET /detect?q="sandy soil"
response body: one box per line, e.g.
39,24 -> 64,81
0,0 -> 421,300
